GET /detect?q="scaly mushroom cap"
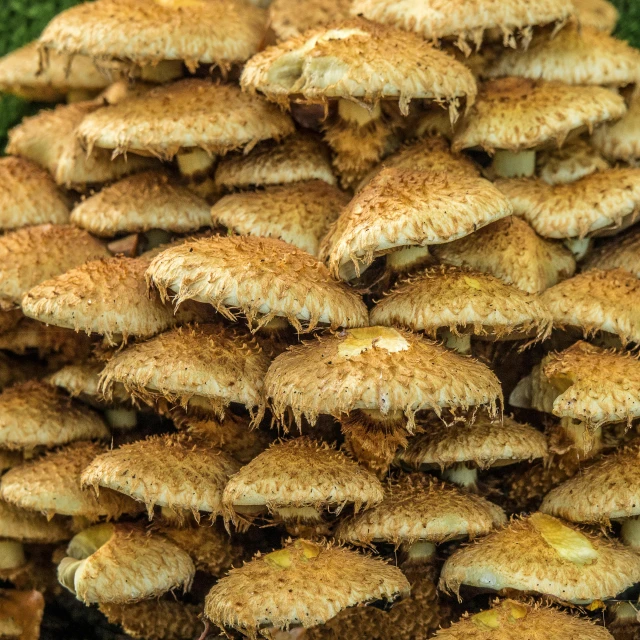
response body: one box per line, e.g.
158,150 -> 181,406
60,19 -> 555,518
574,0 -> 618,32
70,171 -> 211,237
265,327 -> 502,429
1,442 -> 141,521
584,227 -> 640,277
540,269 -> 640,344
146,235 -> 368,332
536,138 -> 609,185
270,0 -> 352,40
337,474 -> 505,546
211,181 -> 348,256
222,438 -> 383,518
204,539 -> 410,634
452,78 -> 625,153
0,157 -> 69,230
215,133 -> 336,189
58,523 -> 195,604
0,224 -> 107,309
0,381 -> 108,451
81,434 -> 240,518
321,170 -> 512,280
6,101 -> 155,188
496,168 -> 640,239
433,217 -> 575,295
439,513 -> 640,604
370,265 -> 552,341
77,80 -> 295,160
0,500 -> 70,543
592,88 -> 640,162
240,18 -> 477,116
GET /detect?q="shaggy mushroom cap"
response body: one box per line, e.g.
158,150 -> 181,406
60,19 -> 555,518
496,168 -> 640,239
592,88 -> 640,163
81,434 -> 240,519
573,0 -> 618,32
211,181 -> 348,256
76,80 -> 295,160
70,171 -> 211,238
146,235 -> 368,332
439,512 -> 640,604
58,523 -> 195,604
204,539 -> 410,635
270,0 -> 352,40
1,442 -> 141,521
433,217 -> 575,295
0,381 -> 108,452
536,139 -> 609,185
584,227 -> 640,277
370,265 -> 552,341
240,18 -> 477,116
0,500 -> 70,543
540,269 -> 640,345
320,169 -> 512,281
452,78 -> 626,154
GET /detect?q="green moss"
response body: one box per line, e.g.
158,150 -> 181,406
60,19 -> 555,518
612,0 -> 640,49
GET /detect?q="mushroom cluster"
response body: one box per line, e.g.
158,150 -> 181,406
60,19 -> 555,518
0,0 -> 638,638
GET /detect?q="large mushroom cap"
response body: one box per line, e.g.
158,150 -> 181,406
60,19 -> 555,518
81,434 -> 240,518
540,269 -> 640,345
584,227 -> 640,277
39,0 -> 267,70
536,138 -> 609,185
270,0 -> 352,40
453,78 -> 625,153
204,539 -> 410,635
592,87 -> 640,162
321,170 -> 512,281
211,181 -> 348,256
439,512 -> 640,604
241,18 -> 477,115
146,235 -> 369,332
77,80 -> 295,160
1,442 -> 141,521
573,0 -> 619,32
0,381 -> 108,452
0,500 -> 70,543
70,171 -> 211,238
433,217 -> 576,295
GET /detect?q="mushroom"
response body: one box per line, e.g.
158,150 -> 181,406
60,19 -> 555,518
536,139 -> 609,185
592,87 -> 640,163
269,0 -> 352,41
584,226 -> 640,277
573,0 -> 619,32
0,589 -> 45,640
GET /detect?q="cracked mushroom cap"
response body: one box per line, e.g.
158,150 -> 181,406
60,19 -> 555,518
592,88 -> 640,162
265,326 -> 502,429
240,18 -> 477,116
81,434 -> 240,519
58,523 -> 195,604
336,474 -> 505,546
146,235 -> 368,332
0,157 -> 70,231
270,0 -> 352,40
540,269 -> 640,344
574,0 -> 618,32
0,500 -> 70,544
536,138 -> 609,185
439,512 -> 640,604
320,169 -> 512,281
496,168 -> 640,239
433,217 -> 576,295
77,80 -> 295,160
584,227 -> 640,277
1,442 -> 141,521
70,171 -> 211,238
370,265 -> 552,341
204,539 -> 410,635
211,181 -> 348,256
452,78 -> 625,153
0,381 -> 108,452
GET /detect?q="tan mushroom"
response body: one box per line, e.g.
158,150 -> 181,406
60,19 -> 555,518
536,139 -> 609,185
573,0 -> 618,32
584,227 -> 640,277
592,87 -> 640,163
0,590 -> 45,640
269,0 -> 352,40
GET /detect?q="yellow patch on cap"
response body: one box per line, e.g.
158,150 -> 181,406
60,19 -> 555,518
264,549 -> 292,569
339,327 -> 409,358
530,513 -> 598,565
463,276 -> 483,291
472,609 -> 501,630
296,540 -> 321,560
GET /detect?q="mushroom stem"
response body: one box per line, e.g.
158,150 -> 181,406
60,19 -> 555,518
442,463 -> 479,491
143,229 -> 173,251
273,506 -> 323,522
621,517 -> 640,549
402,541 -> 437,565
563,238 -> 592,261
66,89 -> 98,103
250,315 -> 291,334
560,417 -> 602,459
104,408 -> 138,430
176,148 -> 216,179
136,60 -> 183,83
385,246 -> 432,276
338,100 -> 382,127
442,330 -> 472,355
0,541 -> 26,570
492,150 -> 536,179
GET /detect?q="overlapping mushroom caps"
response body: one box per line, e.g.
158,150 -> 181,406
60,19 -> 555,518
536,139 -> 609,185
269,0 -> 352,40
0,500 -> 70,545
584,227 -> 640,277
592,87 -> 640,163
573,0 -> 619,32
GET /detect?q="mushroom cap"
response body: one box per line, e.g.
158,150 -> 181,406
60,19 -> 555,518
433,217 -> 575,295
76,80 -> 295,160
592,88 -> 640,162
0,381 -> 108,451
573,0 -> 619,32
240,18 -> 477,115
146,235 -> 369,332
0,224 -> 107,308
540,268 -> 640,345
536,138 -> 609,185
509,360 -> 557,414
496,168 -> 640,239
584,227 -> 640,277
0,590 -> 46,640
370,265 -> 552,341
39,0 -> 267,69
1,442 -> 141,521
336,474 -> 506,546
81,434 -> 240,518
0,499 -> 70,543
70,171 -> 211,237
204,539 -> 410,634
265,326 -> 502,428
222,438 -> 383,517
270,0 -> 352,40
211,181 -> 348,256
0,157 -> 70,231
452,78 -> 625,153
439,513 -> 640,604
215,133 -> 336,189
320,170 -> 512,280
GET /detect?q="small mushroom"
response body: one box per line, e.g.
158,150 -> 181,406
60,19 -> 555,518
592,86 -> 640,163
